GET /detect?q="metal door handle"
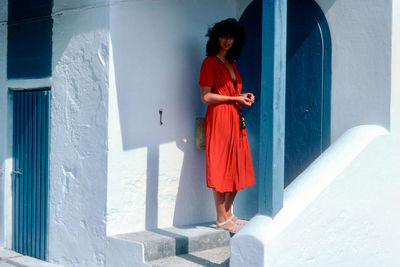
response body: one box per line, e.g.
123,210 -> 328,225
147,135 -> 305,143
11,170 -> 23,176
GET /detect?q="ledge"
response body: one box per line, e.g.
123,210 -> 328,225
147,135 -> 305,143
113,222 -> 231,262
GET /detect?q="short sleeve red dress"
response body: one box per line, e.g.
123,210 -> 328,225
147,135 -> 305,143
199,56 -> 255,193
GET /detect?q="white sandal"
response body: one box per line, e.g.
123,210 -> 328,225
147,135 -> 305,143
229,214 -> 248,226
229,205 -> 248,226
216,219 -> 241,234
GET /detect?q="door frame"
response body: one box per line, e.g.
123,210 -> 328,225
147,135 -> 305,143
3,89 -> 15,248
258,0 -> 288,216
314,4 -> 332,151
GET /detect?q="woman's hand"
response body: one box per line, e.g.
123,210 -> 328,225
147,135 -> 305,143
241,93 -> 255,103
236,95 -> 253,107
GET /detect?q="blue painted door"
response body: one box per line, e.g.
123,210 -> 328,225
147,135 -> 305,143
12,89 -> 50,260
285,0 -> 331,187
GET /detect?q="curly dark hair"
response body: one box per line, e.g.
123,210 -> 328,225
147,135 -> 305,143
206,18 -> 246,62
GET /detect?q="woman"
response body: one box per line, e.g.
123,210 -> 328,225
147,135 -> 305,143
199,18 -> 255,233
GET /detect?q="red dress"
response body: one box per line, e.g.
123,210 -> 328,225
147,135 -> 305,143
199,56 -> 255,193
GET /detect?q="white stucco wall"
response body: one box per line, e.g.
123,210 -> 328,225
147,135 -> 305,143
0,0 -> 7,248
315,0 -> 392,141
392,0 -> 400,135
231,123 -> 400,266
107,0 -> 239,235
50,1 -> 110,265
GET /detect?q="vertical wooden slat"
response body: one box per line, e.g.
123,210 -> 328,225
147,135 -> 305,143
23,91 -> 27,255
12,93 -> 18,252
43,91 -> 49,260
26,92 -> 34,255
24,92 -> 29,255
39,91 -> 44,260
36,92 -> 42,259
18,92 -> 24,252
32,92 -> 37,259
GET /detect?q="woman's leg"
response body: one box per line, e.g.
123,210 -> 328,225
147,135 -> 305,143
213,190 -> 228,223
213,190 -> 240,232
225,190 -> 248,226
224,191 -> 237,219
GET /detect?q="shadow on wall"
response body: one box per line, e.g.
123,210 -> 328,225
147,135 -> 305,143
112,36 -> 212,229
313,0 -> 337,14
286,0 -> 334,62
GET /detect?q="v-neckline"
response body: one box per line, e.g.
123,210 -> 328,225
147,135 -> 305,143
216,56 -> 237,84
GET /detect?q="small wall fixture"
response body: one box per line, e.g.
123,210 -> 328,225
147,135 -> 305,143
159,109 -> 163,125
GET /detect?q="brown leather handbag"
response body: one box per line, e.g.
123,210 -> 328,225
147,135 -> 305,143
195,117 -> 206,150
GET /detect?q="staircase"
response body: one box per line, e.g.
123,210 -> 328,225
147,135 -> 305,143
113,222 -> 231,266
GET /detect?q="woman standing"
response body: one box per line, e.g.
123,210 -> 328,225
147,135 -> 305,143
199,18 -> 255,233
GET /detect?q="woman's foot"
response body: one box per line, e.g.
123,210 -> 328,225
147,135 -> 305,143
216,219 -> 241,234
229,215 -> 248,226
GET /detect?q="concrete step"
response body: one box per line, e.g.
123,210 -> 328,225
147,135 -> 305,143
113,222 -> 231,262
148,245 -> 230,267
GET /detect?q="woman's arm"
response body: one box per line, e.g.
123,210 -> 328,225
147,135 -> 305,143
201,86 -> 252,106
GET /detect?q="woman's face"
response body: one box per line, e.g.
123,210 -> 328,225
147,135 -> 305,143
218,34 -> 234,52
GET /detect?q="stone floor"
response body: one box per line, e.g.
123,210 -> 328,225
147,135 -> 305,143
0,248 -> 60,267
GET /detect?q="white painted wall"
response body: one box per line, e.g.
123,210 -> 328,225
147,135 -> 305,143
49,1 -> 110,265
107,0 -> 239,235
392,0 -> 400,135
231,124 -> 400,266
0,0 -> 7,248
315,0 -> 392,141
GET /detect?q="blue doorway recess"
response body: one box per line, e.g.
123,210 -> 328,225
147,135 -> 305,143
285,0 -> 331,187
12,88 -> 50,260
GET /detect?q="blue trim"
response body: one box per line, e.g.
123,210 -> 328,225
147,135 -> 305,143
258,0 -> 287,216
315,6 -> 332,150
